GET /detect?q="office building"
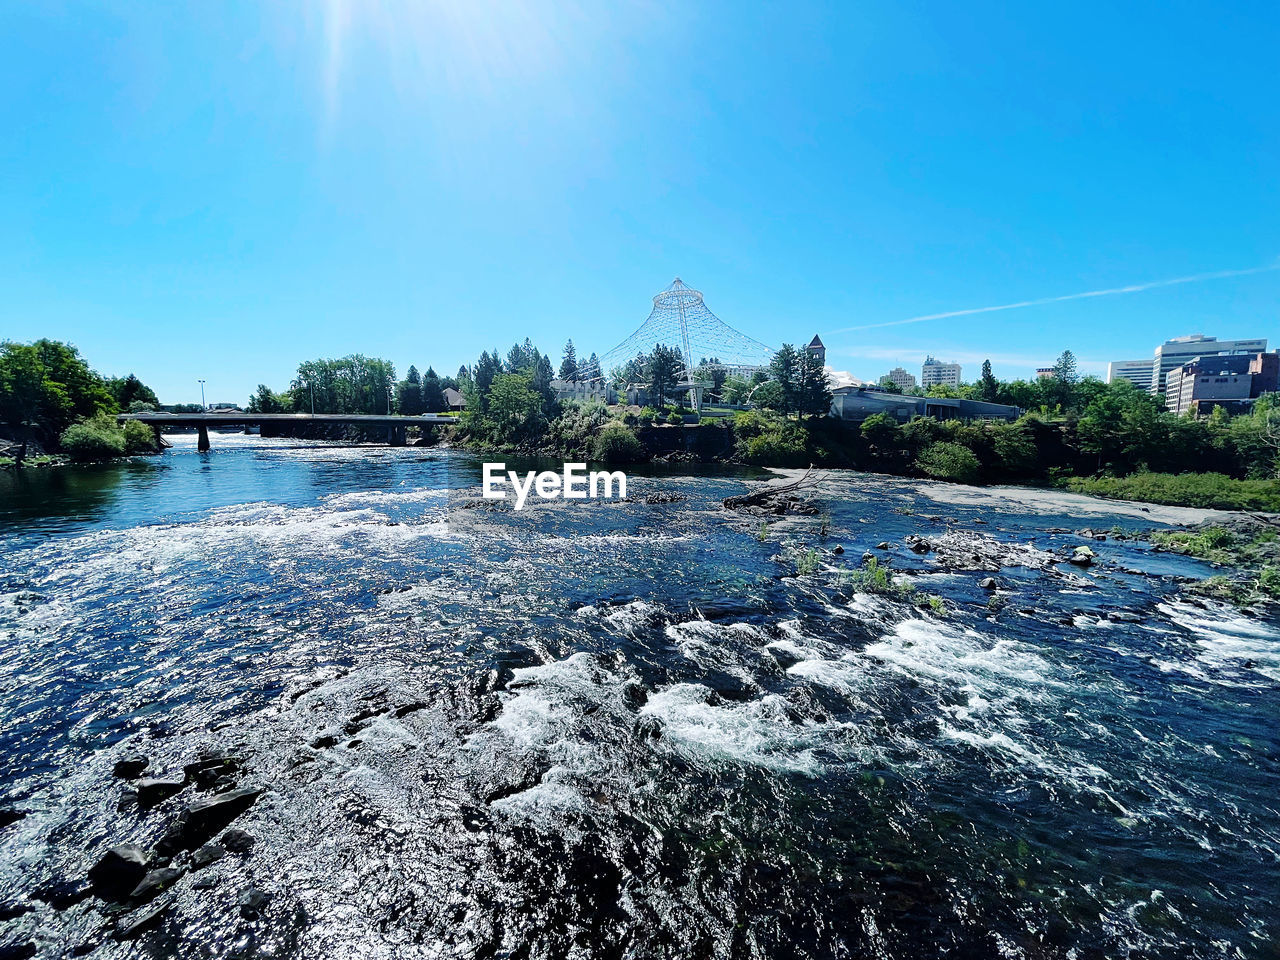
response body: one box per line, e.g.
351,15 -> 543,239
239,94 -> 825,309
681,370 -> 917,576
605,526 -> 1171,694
1035,368 -> 1055,379
1150,334 -> 1268,394
1164,352 -> 1279,416
921,356 -> 962,387
1107,359 -> 1154,392
884,366 -> 916,390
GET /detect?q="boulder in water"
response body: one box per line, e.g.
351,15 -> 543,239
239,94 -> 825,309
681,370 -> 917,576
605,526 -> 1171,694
112,755 -> 149,779
129,868 -> 183,902
88,843 -> 149,901
136,777 -> 186,808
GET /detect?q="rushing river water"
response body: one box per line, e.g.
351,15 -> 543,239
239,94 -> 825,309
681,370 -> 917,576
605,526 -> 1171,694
1,435 -> 1277,959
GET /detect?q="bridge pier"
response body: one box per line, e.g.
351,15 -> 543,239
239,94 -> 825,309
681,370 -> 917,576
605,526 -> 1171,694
197,425 -> 210,452
387,425 -> 407,447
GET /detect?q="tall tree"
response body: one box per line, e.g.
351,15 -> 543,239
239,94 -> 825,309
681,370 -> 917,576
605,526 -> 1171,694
506,342 -> 529,374
978,360 -> 1000,402
583,352 -> 601,381
1053,350 -> 1079,385
559,340 -> 579,381
646,344 -> 681,408
769,344 -> 801,415
797,348 -> 832,416
398,365 -> 424,415
420,367 -> 445,413
106,373 -> 159,410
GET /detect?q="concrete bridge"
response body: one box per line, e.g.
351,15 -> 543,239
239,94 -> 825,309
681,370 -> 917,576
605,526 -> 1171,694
118,412 -> 456,451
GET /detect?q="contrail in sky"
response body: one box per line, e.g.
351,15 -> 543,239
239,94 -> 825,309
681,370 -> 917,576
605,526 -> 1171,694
827,263 -> 1280,334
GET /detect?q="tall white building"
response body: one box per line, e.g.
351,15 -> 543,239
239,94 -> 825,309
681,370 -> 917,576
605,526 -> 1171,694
921,356 -> 962,387
884,366 -> 916,390
1107,359 -> 1154,392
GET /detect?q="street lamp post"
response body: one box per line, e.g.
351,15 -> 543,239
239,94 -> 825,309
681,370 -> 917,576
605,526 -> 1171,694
198,379 -> 206,412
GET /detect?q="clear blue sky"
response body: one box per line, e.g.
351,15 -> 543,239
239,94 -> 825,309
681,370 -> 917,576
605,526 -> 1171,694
2,1 -> 1277,403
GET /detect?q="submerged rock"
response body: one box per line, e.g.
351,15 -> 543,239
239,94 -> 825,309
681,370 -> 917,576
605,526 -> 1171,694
112,755 -> 149,779
1069,546 -> 1096,567
238,888 -> 270,919
183,756 -> 242,791
0,808 -> 25,830
136,776 -> 186,808
160,787 -> 263,852
190,843 -> 226,869
129,867 -> 183,902
88,843 -> 149,901
979,577 -> 998,591
222,829 -> 255,854
114,897 -> 170,940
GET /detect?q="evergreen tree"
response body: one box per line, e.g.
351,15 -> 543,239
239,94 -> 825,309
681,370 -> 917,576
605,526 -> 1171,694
420,367 -> 444,413
584,352 -> 601,381
769,344 -> 801,415
472,350 -> 502,412
1053,350 -> 1079,385
797,348 -> 832,416
979,359 -> 1000,402
506,342 -> 529,373
559,340 -> 579,381
647,344 -> 681,408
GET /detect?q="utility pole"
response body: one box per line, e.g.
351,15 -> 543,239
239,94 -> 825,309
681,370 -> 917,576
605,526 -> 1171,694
198,379 -> 206,411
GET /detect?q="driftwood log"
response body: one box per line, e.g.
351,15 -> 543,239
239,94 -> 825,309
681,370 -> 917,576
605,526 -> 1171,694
723,467 -> 820,510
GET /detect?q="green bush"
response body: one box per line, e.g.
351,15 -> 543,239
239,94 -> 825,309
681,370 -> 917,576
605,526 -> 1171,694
1063,472 -> 1280,512
60,416 -> 126,460
740,431 -> 807,466
637,407 -> 659,425
666,411 -> 683,425
916,441 -> 981,483
122,419 -> 157,454
591,423 -> 644,463
1258,566 -> 1280,600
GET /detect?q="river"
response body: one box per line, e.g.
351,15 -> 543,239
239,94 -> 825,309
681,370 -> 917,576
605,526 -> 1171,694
1,435 -> 1277,959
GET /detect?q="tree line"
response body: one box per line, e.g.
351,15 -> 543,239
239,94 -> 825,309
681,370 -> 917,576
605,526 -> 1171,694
0,339 -> 164,460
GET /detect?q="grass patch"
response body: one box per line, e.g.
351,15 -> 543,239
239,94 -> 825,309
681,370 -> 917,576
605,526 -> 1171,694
1063,472 -> 1280,512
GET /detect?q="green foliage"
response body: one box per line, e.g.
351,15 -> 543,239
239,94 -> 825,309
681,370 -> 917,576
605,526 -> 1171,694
105,374 -> 159,411
860,412 -> 901,447
591,423 -> 644,463
733,411 -> 809,465
60,415 -> 127,460
844,556 -> 896,593
122,419 -> 157,454
794,548 -> 821,576
247,384 -> 290,413
916,441 -> 981,483
290,355 -> 396,415
546,400 -> 612,455
1064,473 -> 1280,511
559,339 -> 579,381
0,340 -> 117,441
1258,566 -> 1280,600
646,343 -> 682,408
666,411 -> 683,425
